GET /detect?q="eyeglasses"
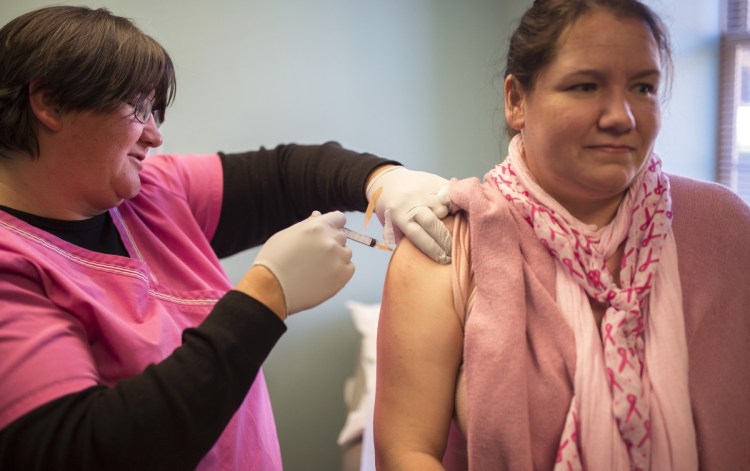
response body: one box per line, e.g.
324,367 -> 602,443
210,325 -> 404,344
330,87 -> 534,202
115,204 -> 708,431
130,99 -> 163,127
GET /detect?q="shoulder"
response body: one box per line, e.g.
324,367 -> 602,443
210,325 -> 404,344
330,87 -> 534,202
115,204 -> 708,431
449,176 -> 505,214
139,153 -> 222,195
387,217 -> 455,280
670,174 -> 749,214
668,175 -> 750,282
383,216 -> 455,317
130,154 -> 225,238
669,174 -> 750,231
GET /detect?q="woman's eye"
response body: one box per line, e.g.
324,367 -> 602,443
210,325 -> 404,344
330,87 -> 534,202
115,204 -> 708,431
635,83 -> 657,95
571,83 -> 597,92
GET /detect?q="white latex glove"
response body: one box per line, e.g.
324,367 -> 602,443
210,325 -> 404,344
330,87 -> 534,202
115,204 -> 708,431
366,166 -> 452,264
252,211 -> 354,315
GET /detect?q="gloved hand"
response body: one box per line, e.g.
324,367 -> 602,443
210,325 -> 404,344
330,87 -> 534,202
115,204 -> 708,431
366,166 -> 452,264
252,211 -> 354,315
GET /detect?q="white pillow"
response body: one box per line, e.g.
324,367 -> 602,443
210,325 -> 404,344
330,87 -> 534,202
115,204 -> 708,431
337,301 -> 381,447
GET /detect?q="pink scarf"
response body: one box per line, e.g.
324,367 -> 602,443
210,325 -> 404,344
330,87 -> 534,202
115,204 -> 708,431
485,135 -> 697,470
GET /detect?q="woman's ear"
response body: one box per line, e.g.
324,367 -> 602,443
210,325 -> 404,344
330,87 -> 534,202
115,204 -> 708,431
504,75 -> 526,131
28,83 -> 63,132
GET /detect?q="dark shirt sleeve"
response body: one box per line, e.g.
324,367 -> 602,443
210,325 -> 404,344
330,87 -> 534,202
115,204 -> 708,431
0,291 -> 286,471
211,141 -> 398,258
0,141 -> 394,469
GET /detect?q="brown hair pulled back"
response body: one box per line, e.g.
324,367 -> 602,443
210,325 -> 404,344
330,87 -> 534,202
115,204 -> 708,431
504,0 -> 673,137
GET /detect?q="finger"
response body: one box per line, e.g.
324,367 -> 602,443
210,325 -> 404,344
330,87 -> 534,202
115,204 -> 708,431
422,192 -> 450,219
328,234 -> 353,261
338,263 -> 356,289
401,221 -> 451,264
341,245 -> 353,264
430,201 -> 450,220
411,208 -> 452,258
333,248 -> 356,283
333,229 -> 347,246
318,210 -> 347,228
436,185 -> 452,211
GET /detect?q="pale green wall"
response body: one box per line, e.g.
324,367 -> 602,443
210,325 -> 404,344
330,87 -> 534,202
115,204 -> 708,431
1,1 -> 719,470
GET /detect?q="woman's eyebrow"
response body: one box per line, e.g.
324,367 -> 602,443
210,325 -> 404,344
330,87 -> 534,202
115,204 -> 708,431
630,69 -> 661,81
559,68 -> 661,81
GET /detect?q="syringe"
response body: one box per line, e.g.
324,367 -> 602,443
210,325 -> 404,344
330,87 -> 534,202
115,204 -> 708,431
342,227 -> 393,252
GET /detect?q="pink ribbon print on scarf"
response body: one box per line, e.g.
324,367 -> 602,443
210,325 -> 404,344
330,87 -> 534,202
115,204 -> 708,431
488,151 -> 673,471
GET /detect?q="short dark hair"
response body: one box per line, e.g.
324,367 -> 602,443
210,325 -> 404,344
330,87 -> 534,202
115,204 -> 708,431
503,0 -> 673,136
0,6 -> 176,158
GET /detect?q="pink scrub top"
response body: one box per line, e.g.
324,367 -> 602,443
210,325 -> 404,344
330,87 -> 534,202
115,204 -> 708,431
0,153 -> 282,470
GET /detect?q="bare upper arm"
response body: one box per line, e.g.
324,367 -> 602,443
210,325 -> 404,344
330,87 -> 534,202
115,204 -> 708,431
374,217 -> 463,469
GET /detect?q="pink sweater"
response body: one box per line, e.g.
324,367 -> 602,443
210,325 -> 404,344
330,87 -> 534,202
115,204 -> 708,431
448,174 -> 750,470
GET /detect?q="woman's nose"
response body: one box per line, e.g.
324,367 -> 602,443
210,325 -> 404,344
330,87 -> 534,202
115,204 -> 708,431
598,92 -> 635,134
140,115 -> 164,149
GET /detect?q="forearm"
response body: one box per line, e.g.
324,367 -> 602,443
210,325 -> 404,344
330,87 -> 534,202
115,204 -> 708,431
0,291 -> 285,471
211,142 -> 398,257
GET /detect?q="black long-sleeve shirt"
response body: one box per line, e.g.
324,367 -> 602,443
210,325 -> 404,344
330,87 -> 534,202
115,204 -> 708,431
0,142 -> 395,470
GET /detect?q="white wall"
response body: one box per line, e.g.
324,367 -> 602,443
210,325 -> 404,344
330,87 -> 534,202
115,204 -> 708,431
1,1 -> 719,470
651,0 -> 721,179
